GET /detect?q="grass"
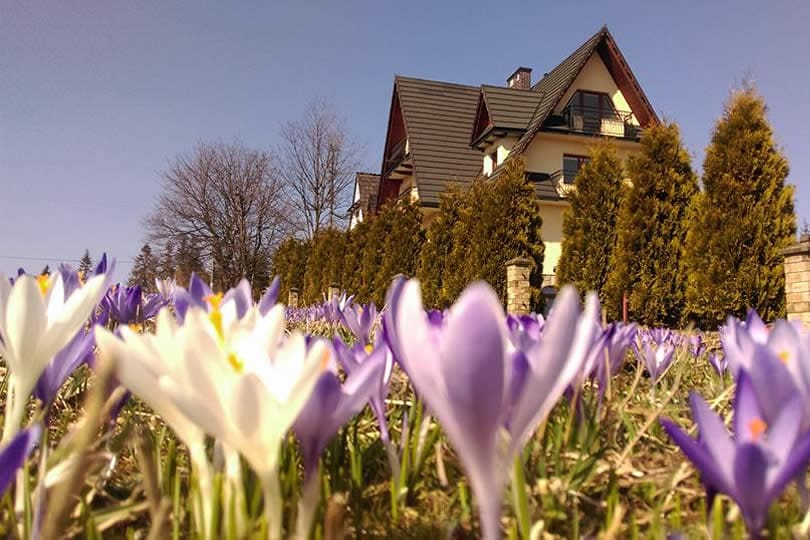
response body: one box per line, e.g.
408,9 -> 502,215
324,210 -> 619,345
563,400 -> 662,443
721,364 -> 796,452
1,332 -> 808,539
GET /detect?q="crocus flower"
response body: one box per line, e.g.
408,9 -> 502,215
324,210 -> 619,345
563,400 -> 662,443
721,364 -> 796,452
0,424 -> 41,498
101,284 -> 166,326
340,302 -> 378,345
292,356 -> 384,539
33,328 -> 95,412
0,271 -> 109,442
708,352 -> 727,376
689,334 -> 706,358
384,279 -> 596,540
661,372 -> 810,536
258,276 -> 281,315
638,340 -> 675,384
155,277 -> 177,301
154,300 -> 328,540
506,313 -> 544,351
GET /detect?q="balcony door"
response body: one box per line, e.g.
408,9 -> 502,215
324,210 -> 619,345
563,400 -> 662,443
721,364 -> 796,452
568,91 -> 617,134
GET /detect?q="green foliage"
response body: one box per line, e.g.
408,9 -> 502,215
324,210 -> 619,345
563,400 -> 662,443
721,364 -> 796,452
78,249 -> 93,276
684,86 -> 796,327
445,158 -> 545,308
174,237 -> 209,288
128,243 -> 159,292
271,237 -> 310,303
341,219 -> 370,298
604,122 -> 698,326
157,241 -> 175,280
557,140 -> 625,304
359,203 -> 394,304
417,185 -> 466,308
303,228 -> 346,304
376,202 -> 425,301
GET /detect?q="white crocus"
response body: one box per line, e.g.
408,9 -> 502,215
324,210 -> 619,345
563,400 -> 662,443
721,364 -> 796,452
95,309 -> 215,539
0,272 -> 108,441
132,297 -> 326,540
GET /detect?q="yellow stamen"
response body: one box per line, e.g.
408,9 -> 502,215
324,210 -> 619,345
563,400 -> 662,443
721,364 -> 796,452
77,271 -> 86,285
778,350 -> 790,365
227,353 -> 244,373
364,344 -> 374,354
129,323 -> 143,333
36,274 -> 50,296
209,310 -> 224,341
204,292 -> 224,311
749,417 -> 768,442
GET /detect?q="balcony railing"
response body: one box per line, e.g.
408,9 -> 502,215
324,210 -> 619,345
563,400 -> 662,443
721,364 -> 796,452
550,169 -> 579,185
383,138 -> 408,177
561,105 -> 640,138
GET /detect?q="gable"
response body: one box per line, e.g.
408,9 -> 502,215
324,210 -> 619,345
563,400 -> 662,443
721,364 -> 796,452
554,54 -> 638,124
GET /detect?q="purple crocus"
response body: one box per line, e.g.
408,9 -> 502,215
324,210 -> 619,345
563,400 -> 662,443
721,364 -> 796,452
385,279 -> 596,540
340,302 -> 378,345
258,276 -> 281,315
689,334 -> 706,358
33,328 -> 95,411
661,371 -> 810,536
708,352 -> 727,376
101,285 -> 166,326
0,424 -> 41,498
638,340 -> 675,384
506,313 -> 544,352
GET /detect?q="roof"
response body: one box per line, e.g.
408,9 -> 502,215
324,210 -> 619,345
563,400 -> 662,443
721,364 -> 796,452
352,172 -> 380,214
510,26 -> 657,156
477,85 -> 543,132
394,76 -> 483,206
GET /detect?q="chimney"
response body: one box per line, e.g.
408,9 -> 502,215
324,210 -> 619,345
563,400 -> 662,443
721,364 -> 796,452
507,67 -> 532,89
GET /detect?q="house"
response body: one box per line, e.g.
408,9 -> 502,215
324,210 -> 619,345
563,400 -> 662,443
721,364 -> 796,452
348,172 -> 381,229
354,26 -> 657,288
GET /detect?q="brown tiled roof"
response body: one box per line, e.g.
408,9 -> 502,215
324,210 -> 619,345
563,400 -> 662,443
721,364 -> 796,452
395,76 -> 482,206
479,85 -> 543,131
354,172 -> 380,214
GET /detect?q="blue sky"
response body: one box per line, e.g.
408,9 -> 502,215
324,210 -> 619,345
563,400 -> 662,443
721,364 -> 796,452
2,1 -> 808,278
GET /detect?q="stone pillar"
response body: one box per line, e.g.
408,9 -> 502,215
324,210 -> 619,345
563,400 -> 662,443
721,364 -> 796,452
288,287 -> 299,308
783,234 -> 810,326
328,283 -> 340,302
505,257 -> 532,314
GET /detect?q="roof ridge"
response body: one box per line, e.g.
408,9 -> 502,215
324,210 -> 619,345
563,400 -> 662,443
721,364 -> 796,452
395,74 -> 478,91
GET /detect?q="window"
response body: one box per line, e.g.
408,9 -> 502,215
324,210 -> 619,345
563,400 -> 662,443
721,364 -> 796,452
566,91 -> 619,133
563,154 -> 589,184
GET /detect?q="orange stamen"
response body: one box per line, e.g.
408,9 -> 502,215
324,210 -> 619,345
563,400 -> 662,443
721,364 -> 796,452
204,292 -> 224,311
778,350 -> 790,365
749,417 -> 767,442
227,353 -> 244,373
36,274 -> 50,296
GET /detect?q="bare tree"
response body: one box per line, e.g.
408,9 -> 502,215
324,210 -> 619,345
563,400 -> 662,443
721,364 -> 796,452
146,142 -> 290,290
278,101 -> 360,237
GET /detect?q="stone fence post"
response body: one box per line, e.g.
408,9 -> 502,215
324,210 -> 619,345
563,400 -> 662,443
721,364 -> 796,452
783,234 -> 810,326
288,287 -> 299,309
328,283 -> 340,302
505,257 -> 532,314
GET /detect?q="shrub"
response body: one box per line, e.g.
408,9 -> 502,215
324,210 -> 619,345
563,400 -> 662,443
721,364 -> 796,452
684,86 -> 796,327
604,122 -> 698,326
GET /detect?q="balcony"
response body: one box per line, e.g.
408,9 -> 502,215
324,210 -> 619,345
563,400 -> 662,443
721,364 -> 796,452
557,105 -> 641,138
383,138 -> 410,177
550,169 -> 578,185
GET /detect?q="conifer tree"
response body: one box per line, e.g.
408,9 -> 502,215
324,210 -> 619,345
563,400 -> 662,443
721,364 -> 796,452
684,86 -> 796,326
175,237 -> 209,288
302,228 -> 346,304
78,249 -> 93,277
271,237 -> 309,303
446,158 -> 545,308
418,185 -> 465,308
604,122 -> 698,326
360,202 -> 394,304
342,220 -> 370,300
129,243 -> 159,292
376,202 -> 424,300
157,241 -> 175,280
557,140 -> 625,303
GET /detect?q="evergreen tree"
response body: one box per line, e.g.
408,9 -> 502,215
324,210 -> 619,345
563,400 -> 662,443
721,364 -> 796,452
604,122 -> 698,326
557,140 -> 625,303
128,243 -> 159,292
342,220 -> 370,300
446,158 -> 545,308
78,250 -> 93,277
360,202 -> 394,304
157,241 -> 176,280
302,228 -> 346,304
271,237 -> 309,303
175,237 -> 209,288
376,202 -> 424,300
418,185 -> 465,308
684,86 -> 796,326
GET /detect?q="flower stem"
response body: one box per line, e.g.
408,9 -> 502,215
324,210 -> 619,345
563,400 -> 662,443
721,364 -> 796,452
2,378 -> 18,443
511,453 -> 530,540
293,473 -> 319,540
261,468 -> 283,540
189,443 -> 213,540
